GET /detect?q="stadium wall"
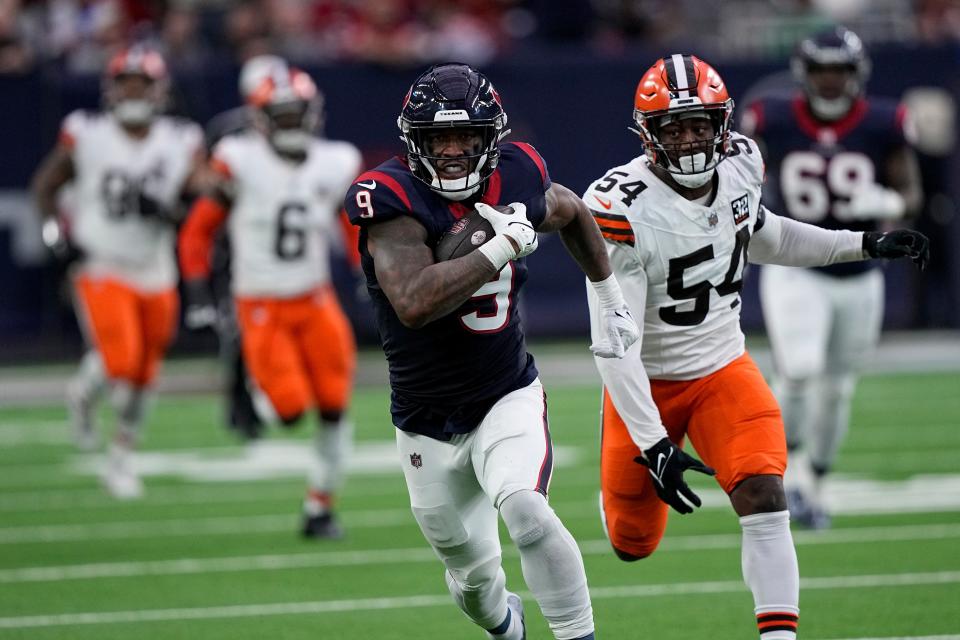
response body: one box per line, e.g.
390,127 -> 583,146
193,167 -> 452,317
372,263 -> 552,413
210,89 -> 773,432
0,43 -> 957,361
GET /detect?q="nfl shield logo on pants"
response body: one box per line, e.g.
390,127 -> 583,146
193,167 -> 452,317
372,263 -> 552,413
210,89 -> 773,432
410,453 -> 423,469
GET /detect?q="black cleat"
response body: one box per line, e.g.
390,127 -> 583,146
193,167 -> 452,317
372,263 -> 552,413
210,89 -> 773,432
787,488 -> 831,530
302,512 -> 344,540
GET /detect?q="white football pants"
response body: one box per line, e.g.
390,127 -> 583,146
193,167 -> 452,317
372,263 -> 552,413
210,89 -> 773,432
760,265 -> 884,472
396,379 -> 594,639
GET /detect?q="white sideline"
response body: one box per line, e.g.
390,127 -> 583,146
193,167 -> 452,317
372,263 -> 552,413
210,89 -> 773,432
0,571 -> 958,629
1,523 -> 958,583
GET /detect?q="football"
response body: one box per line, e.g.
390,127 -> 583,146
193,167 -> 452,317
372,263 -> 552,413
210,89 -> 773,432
434,206 -> 509,262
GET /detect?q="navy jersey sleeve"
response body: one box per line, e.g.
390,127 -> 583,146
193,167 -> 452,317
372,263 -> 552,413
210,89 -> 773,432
497,142 -> 552,228
739,100 -> 767,138
344,168 -> 415,228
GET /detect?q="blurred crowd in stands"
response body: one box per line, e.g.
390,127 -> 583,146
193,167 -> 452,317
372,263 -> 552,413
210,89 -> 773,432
1,0 -> 958,75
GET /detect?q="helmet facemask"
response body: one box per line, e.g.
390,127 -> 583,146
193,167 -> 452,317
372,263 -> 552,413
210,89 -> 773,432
399,117 -> 506,201
795,61 -> 864,121
397,63 -> 509,201
792,27 -> 871,122
633,103 -> 733,189
106,73 -> 167,127
257,98 -> 320,155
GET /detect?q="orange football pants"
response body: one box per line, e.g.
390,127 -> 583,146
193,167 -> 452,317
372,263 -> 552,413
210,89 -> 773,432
601,352 -> 786,559
73,275 -> 179,387
235,286 -> 355,421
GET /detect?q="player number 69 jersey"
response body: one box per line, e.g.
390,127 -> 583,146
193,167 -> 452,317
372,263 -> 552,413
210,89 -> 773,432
212,132 -> 362,298
584,133 -> 766,379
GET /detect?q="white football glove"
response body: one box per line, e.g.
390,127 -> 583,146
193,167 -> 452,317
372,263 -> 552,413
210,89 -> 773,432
475,202 -> 538,269
589,275 -> 640,358
846,184 -> 906,221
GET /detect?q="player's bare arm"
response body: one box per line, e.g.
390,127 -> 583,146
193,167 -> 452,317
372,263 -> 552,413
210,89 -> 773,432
182,147 -> 210,197
367,215 -> 501,328
540,183 -> 612,282
31,144 -> 75,221
886,144 -> 923,216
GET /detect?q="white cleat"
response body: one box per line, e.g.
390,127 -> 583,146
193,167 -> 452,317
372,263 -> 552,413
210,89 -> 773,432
507,592 -> 526,640
102,447 -> 144,500
67,381 -> 98,452
488,592 -> 525,640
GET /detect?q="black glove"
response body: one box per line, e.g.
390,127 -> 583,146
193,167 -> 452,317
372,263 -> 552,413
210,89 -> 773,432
138,190 -> 180,223
863,230 -> 930,271
41,217 -> 84,264
635,437 -> 716,515
183,279 -> 218,330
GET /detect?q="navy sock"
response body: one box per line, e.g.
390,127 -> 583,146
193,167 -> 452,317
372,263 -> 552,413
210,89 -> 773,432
487,609 -> 511,635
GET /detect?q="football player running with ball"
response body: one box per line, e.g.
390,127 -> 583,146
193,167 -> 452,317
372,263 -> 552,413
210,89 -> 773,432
32,46 -> 206,498
584,54 -> 928,640
739,27 -> 924,529
344,63 -> 640,640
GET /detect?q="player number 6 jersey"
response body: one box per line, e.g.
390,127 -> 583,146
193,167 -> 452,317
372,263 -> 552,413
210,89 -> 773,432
212,132 -> 362,298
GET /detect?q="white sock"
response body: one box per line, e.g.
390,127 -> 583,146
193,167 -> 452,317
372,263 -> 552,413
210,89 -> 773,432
444,559 -> 509,631
71,350 -> 105,402
810,372 -> 856,474
740,511 -> 800,640
111,383 -> 151,446
500,490 -> 594,640
485,598 -> 522,640
305,419 -> 352,513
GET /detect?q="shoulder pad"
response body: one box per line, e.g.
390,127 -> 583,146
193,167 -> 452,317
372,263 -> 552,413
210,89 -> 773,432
501,142 -> 551,189
59,110 -> 95,148
583,168 -> 639,246
344,167 -> 415,227
726,132 -> 765,183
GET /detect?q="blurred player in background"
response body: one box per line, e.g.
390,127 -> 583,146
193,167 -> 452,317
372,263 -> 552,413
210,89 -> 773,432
585,54 -> 928,640
31,46 -> 206,498
179,65 -> 362,538
198,54 -> 295,442
739,26 -> 923,528
344,62 -> 640,640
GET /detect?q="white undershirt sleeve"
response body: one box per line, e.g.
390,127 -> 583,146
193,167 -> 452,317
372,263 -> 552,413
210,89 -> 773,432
749,207 -> 866,267
586,243 -> 668,450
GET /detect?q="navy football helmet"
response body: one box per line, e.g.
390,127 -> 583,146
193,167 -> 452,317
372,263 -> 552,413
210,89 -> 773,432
792,26 -> 871,121
398,63 -> 509,200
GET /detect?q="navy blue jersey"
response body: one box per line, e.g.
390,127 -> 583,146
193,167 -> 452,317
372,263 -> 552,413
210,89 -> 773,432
741,94 -> 910,276
344,142 -> 552,440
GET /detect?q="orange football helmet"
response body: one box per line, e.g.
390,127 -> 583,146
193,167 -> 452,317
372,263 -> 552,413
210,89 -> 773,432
632,54 -> 734,186
103,46 -> 169,126
247,67 -> 324,154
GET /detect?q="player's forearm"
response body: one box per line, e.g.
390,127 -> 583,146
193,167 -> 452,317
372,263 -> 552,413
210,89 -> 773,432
384,252 -> 499,329
587,286 -> 666,448
32,188 -> 60,221
750,210 -> 864,267
558,207 -> 613,282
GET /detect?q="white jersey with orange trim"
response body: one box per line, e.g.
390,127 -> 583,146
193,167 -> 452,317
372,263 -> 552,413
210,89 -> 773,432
213,131 -> 362,298
584,133 -> 767,381
62,110 -> 203,291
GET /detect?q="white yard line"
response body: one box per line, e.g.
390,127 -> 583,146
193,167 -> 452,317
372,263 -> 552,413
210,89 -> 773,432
0,508 -> 418,544
1,523 -> 958,583
827,637 -> 960,640
0,570 -> 958,629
